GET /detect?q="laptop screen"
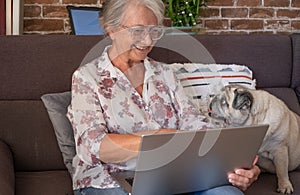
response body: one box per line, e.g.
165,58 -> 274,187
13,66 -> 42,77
68,6 -> 104,35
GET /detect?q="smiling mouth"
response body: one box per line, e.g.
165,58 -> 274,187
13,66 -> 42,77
133,44 -> 150,51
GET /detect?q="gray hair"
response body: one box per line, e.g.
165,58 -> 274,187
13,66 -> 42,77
102,0 -> 165,33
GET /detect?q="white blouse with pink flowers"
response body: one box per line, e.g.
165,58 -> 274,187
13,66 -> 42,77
67,46 -> 211,190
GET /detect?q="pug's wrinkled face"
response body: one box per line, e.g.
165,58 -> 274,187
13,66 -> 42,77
208,85 -> 253,126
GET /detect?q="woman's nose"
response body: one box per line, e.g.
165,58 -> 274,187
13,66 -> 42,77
141,32 -> 153,45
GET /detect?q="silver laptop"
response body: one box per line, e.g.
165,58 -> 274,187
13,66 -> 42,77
111,124 -> 269,195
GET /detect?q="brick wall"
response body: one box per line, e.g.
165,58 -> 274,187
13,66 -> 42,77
23,0 -> 300,34
23,0 -> 104,34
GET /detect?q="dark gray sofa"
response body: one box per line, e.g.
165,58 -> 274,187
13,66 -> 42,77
0,34 -> 299,195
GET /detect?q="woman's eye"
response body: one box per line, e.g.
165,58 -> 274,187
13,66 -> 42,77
133,29 -> 144,35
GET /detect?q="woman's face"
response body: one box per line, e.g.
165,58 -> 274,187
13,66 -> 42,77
109,4 -> 159,64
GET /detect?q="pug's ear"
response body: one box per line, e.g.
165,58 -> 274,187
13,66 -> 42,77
232,89 -> 253,112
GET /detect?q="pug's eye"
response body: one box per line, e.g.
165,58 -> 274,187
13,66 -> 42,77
221,98 -> 229,108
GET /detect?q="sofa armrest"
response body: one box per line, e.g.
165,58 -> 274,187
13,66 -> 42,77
0,140 -> 15,195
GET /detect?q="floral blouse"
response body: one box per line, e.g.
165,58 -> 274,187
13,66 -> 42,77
67,46 -> 211,190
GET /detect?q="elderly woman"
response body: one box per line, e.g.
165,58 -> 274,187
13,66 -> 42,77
67,0 -> 261,194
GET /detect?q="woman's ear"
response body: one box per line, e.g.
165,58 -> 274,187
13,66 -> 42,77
109,26 -> 125,41
106,26 -> 121,40
107,30 -> 114,40
104,24 -> 113,39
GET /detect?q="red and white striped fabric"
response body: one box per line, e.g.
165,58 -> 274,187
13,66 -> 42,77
171,63 -> 256,111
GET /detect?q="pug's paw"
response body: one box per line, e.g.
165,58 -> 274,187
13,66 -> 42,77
277,180 -> 293,194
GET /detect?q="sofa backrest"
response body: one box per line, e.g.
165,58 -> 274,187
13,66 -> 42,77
291,34 -> 300,101
0,34 -> 299,172
0,35 -> 103,100
151,34 -> 293,89
0,35 -> 103,171
150,34 -> 300,115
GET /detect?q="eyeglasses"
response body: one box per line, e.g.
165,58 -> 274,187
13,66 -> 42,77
121,25 -> 165,41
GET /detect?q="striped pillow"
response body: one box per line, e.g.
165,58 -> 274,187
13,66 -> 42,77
171,63 -> 256,111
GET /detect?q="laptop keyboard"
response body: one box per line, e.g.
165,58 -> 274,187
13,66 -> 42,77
125,177 -> 134,186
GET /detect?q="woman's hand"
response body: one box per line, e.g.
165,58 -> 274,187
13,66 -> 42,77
227,156 -> 261,191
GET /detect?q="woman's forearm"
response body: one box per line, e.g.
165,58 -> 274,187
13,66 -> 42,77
99,133 -> 141,163
99,129 -> 178,163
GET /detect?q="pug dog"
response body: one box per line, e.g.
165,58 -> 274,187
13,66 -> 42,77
208,84 -> 300,194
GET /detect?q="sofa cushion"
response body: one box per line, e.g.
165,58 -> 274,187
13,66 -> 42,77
172,63 -> 256,111
246,171 -> 300,195
0,141 -> 14,195
41,92 -> 75,176
0,101 -> 66,171
15,171 -> 73,195
150,34 -> 293,89
297,86 -> 300,103
291,34 -> 300,92
263,87 -> 300,115
0,35 -> 103,100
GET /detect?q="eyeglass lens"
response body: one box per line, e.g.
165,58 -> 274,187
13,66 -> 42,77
130,26 -> 164,40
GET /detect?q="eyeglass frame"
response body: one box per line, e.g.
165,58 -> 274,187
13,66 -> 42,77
121,25 -> 165,41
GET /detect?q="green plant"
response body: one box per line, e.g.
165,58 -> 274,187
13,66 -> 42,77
162,0 -> 211,27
